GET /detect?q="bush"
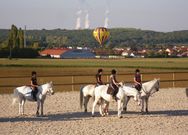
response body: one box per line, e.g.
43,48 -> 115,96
0,48 -> 39,58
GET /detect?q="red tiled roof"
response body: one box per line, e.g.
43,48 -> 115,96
40,48 -> 70,55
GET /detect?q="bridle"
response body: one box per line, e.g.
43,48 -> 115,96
141,80 -> 159,96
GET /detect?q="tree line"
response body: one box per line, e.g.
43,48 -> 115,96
0,25 -> 188,58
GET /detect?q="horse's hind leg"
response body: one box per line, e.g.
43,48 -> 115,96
19,102 -> 21,115
21,99 -> 25,115
84,96 -> 90,112
123,96 -> 130,112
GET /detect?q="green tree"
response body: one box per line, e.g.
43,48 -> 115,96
18,28 -> 24,48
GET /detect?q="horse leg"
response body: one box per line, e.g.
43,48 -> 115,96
41,101 -> 44,116
104,102 -> 109,116
36,101 -> 40,116
19,99 -> 22,115
21,99 -> 25,115
141,98 -> 145,114
117,99 -> 123,118
145,97 -> 149,113
99,102 -> 104,117
84,96 -> 90,112
92,97 -> 99,117
123,96 -> 130,112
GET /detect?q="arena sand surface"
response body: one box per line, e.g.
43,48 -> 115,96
0,88 -> 187,135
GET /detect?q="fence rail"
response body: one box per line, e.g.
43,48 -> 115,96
0,71 -> 188,91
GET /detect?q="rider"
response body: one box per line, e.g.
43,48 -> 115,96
134,69 -> 142,91
31,71 -> 39,101
96,69 -> 104,86
110,69 -> 120,101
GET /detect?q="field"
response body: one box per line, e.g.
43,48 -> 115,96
0,88 -> 187,135
1,58 -> 188,69
0,58 -> 188,134
0,58 -> 188,94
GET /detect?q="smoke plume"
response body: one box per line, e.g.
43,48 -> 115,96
84,10 -> 90,29
104,9 -> 109,28
75,10 -> 82,29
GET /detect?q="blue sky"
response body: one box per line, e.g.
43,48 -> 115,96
0,0 -> 188,32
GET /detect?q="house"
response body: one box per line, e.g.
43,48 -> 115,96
40,48 -> 96,59
39,48 -> 70,58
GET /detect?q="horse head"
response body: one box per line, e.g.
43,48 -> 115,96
42,81 -> 54,95
148,79 -> 160,95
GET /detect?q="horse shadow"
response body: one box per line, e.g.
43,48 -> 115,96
0,109 -> 187,123
123,109 -> 188,116
0,111 -> 95,123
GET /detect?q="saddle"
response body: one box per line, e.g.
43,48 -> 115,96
107,86 -> 114,95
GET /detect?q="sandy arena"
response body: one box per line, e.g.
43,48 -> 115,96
0,88 -> 188,135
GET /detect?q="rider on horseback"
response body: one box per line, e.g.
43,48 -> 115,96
134,69 -> 142,91
31,71 -> 39,101
96,69 -> 104,86
110,69 -> 120,101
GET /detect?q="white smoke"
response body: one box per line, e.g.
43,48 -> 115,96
104,9 -> 110,28
84,10 -> 90,29
75,10 -> 82,29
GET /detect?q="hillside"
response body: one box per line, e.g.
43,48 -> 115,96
1,28 -> 188,49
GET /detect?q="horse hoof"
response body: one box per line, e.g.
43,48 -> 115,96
141,112 -> 145,115
123,107 -> 127,112
84,109 -> 87,113
119,116 -> 123,118
36,112 -> 39,116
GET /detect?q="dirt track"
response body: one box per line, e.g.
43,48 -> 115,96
0,88 -> 188,135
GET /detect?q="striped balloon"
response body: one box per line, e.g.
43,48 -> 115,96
93,27 -> 110,45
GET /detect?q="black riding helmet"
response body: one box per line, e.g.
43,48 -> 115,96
98,69 -> 103,73
111,69 -> 116,74
32,71 -> 37,76
135,69 -> 140,73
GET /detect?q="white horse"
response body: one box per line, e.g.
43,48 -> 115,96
91,83 -> 140,118
80,84 -> 95,112
123,79 -> 160,114
12,82 -> 54,116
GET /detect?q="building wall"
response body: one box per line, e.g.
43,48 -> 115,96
61,50 -> 95,59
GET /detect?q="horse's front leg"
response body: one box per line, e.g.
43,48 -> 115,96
123,96 -> 130,112
104,102 -> 109,116
141,98 -> 145,114
145,97 -> 149,113
41,101 -> 44,116
117,99 -> 123,118
99,102 -> 104,116
92,97 -> 99,117
36,101 -> 40,116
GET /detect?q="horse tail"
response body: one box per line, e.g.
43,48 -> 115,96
12,88 -> 19,105
80,85 -> 84,109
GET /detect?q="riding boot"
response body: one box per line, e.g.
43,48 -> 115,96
32,91 -> 37,101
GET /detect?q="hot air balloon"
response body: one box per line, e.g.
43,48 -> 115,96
93,27 -> 110,45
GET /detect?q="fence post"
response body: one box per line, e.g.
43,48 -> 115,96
106,75 -> 109,83
72,76 -> 74,91
173,72 -> 175,88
